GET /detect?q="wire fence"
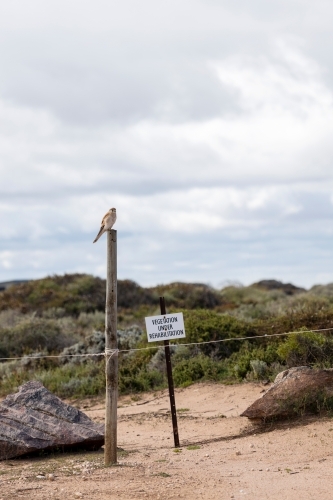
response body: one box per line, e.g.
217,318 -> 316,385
1,326 -> 333,362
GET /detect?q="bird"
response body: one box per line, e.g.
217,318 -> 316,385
93,208 -> 117,243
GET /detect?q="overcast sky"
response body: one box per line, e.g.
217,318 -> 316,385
1,0 -> 333,289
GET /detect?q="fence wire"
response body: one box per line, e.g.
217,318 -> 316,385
1,327 -> 333,362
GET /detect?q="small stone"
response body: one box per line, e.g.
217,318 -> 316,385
36,475 -> 45,479
249,444 -> 255,448
266,468 -> 270,471
74,493 -> 83,499
236,451 -> 241,456
48,473 -> 55,481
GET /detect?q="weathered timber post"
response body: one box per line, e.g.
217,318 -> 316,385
105,229 -> 118,465
160,296 -> 180,448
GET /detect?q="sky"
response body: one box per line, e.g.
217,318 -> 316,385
0,0 -> 333,289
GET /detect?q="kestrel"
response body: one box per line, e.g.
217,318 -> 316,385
93,208 -> 117,243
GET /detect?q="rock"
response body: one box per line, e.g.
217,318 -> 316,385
241,366 -> 333,420
0,380 -> 104,460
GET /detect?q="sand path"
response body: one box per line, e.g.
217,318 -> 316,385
0,382 -> 332,499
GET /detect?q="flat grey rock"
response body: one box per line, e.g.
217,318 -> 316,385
0,380 -> 104,460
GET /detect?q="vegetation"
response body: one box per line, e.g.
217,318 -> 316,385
1,274 -> 333,398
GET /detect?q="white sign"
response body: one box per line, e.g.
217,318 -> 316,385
145,312 -> 186,342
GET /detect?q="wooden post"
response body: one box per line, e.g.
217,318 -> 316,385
160,297 -> 180,448
105,229 -> 118,465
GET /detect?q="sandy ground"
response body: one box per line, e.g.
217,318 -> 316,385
1,381 -> 333,499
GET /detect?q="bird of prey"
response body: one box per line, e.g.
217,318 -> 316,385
93,208 -> 117,243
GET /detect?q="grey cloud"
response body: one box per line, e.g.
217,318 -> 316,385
1,0 -> 333,287
2,1 -> 333,126
1,56 -> 239,126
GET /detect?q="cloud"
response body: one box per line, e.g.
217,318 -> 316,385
2,38 -> 333,200
1,2 -> 333,287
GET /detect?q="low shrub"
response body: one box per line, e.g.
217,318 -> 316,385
183,310 -> 254,359
1,274 -> 333,399
0,359 -> 104,397
225,341 -> 280,380
249,359 -> 268,379
173,354 -> 228,387
150,282 -> 223,309
0,317 -> 77,358
277,330 -> 333,368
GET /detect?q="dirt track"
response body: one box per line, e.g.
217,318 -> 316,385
1,382 -> 333,499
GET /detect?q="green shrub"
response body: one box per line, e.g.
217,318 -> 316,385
118,347 -> 164,393
0,317 -> 77,358
183,310 -> 254,359
0,274 -> 106,315
150,282 -> 222,309
225,341 -> 281,380
118,280 -> 156,308
2,274 -> 333,399
0,360 -> 104,397
220,285 -> 269,306
119,367 -> 164,393
250,359 -> 268,379
173,354 -> 227,387
0,357 -> 162,399
277,330 -> 333,368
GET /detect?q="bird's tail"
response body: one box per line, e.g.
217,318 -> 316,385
93,226 -> 105,243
